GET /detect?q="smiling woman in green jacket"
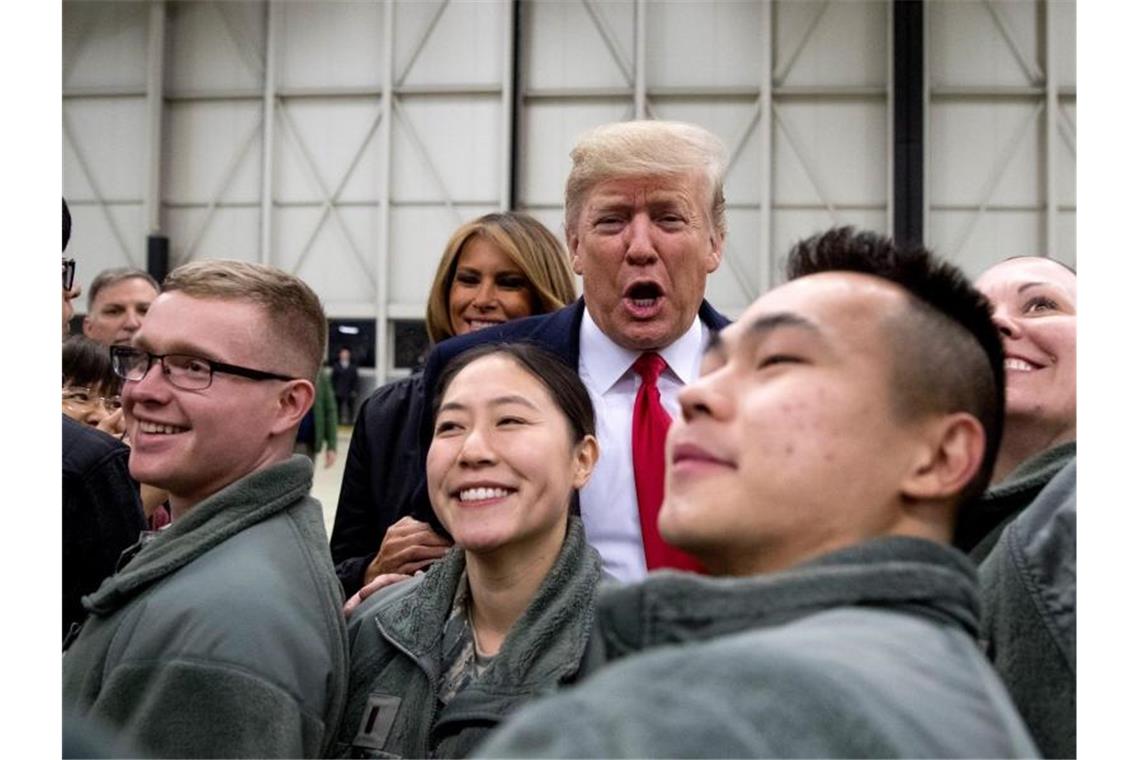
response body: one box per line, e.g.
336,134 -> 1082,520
334,343 -> 603,759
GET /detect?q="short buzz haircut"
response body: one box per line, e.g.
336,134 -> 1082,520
425,212 -> 577,344
162,260 -> 327,383
86,268 -> 160,311
564,120 -> 729,238
785,226 -> 1006,507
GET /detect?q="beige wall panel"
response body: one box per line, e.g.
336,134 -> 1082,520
775,0 -> 887,86
167,1 -> 265,92
390,97 -> 503,203
165,207 -> 261,265
279,1 -> 386,89
63,1 -> 148,90
274,99 -> 383,205
645,1 -> 763,87
396,0 -> 505,87
524,1 -> 634,89
163,101 -> 263,203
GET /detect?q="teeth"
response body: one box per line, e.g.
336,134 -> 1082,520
1004,358 -> 1037,372
140,421 -> 186,435
631,298 -> 657,307
459,487 -> 510,502
468,320 -> 500,330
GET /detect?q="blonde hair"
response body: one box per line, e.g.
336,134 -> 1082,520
564,120 -> 729,237
425,212 -> 577,344
162,260 -> 327,382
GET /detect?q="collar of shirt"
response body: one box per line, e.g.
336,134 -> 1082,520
579,306 -> 707,394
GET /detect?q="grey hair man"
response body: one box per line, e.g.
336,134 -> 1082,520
82,267 -> 160,347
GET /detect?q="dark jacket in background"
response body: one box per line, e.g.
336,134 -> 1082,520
62,456 -> 348,758
335,517 -> 603,759
331,359 -> 359,400
956,440 -> 1076,562
476,537 -> 1038,758
979,460 -> 1076,758
62,415 -> 145,645
330,371 -> 427,597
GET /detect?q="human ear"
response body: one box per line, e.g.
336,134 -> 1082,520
899,413 -> 986,502
571,435 -> 600,490
567,230 -> 585,275
705,230 -> 725,274
269,379 -> 316,436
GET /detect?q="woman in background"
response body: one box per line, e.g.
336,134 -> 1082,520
955,256 -> 1076,558
335,343 -> 602,758
330,212 -> 577,598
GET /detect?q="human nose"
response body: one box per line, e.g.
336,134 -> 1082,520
678,366 -> 731,423
472,278 -> 497,310
990,304 -> 1022,340
624,214 -> 657,265
123,308 -> 143,330
123,355 -> 169,404
457,423 -> 496,467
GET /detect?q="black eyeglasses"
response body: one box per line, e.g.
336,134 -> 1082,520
62,258 -> 76,291
110,345 -> 296,391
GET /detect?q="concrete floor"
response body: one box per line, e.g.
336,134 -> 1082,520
311,426 -> 353,538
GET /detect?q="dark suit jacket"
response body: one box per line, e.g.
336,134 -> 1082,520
330,298 -> 730,596
62,415 -> 146,645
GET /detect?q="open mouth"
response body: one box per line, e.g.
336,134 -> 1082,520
629,282 -> 665,312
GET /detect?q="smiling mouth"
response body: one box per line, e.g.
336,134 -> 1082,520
1004,357 -> 1043,372
138,420 -> 189,435
456,486 -> 516,503
466,318 -> 503,331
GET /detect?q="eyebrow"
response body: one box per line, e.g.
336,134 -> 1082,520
705,312 -> 822,356
438,394 -> 541,414
133,336 -> 223,362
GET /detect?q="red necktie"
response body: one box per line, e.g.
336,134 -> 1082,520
631,353 -> 704,572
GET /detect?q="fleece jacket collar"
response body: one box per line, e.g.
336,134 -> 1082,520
375,515 -> 602,691
596,536 -> 980,658
83,455 -> 315,616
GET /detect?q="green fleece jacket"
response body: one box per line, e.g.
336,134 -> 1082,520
335,516 -> 602,759
61,456 -> 348,759
956,441 -> 1076,562
979,460 -> 1076,758
477,537 -> 1038,758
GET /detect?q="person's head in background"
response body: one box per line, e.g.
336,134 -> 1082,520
974,256 -> 1076,483
62,335 -> 123,431
83,268 -> 161,347
659,227 -> 1005,576
424,212 -> 577,345
427,343 -> 599,563
338,347 -> 352,366
563,120 -> 727,351
62,199 -> 81,340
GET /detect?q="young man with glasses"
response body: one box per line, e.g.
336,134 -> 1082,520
62,260 -> 348,758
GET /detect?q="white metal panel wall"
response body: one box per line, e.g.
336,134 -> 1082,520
63,1 -> 151,281
65,0 -> 1076,365
927,0 -> 1076,276
517,0 -> 891,317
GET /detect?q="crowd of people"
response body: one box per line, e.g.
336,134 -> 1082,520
60,119 -> 1075,759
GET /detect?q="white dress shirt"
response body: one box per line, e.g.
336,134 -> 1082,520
577,309 -> 709,581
